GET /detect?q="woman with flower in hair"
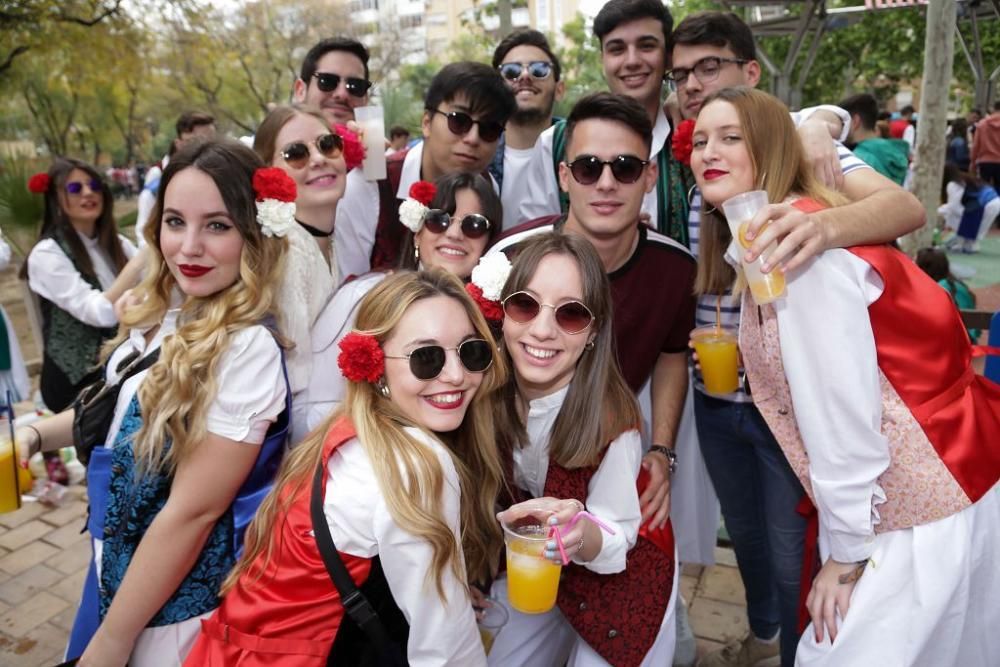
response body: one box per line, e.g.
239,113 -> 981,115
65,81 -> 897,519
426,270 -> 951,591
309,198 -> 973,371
691,86 -> 1000,665
23,159 -> 146,482
17,139 -> 292,666
186,268 -> 506,665
294,171 -> 503,440
253,105 -> 363,435
487,231 -> 677,667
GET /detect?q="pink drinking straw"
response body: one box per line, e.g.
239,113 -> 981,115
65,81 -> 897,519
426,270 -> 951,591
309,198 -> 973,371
549,511 -> 617,566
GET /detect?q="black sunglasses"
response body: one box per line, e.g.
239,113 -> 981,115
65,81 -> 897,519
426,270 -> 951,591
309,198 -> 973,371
565,155 -> 648,186
422,210 -> 492,239
499,61 -> 553,81
280,134 -> 344,169
65,179 -> 103,195
312,72 -> 372,98
502,292 -> 595,335
384,339 -> 493,380
428,109 -> 504,143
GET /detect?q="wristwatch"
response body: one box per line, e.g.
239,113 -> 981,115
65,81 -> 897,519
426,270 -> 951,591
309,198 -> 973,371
649,445 -> 678,475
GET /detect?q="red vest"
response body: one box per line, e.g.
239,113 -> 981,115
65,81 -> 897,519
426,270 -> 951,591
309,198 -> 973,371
543,455 -> 675,667
370,150 -> 408,272
184,418 -> 371,666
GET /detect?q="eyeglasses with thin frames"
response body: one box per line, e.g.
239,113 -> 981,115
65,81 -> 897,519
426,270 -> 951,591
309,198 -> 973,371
665,56 -> 749,90
384,339 -> 494,380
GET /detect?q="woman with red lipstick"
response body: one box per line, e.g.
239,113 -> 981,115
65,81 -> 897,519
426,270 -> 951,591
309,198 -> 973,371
487,232 -> 677,667
295,172 -> 502,439
691,87 -> 1000,666
19,140 -> 292,666
186,269 -> 507,666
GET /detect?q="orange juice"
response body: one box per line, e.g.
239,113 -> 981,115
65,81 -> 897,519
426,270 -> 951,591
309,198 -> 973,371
737,221 -> 786,304
691,326 -> 739,395
505,525 -> 561,614
479,627 -> 496,654
0,441 -> 22,514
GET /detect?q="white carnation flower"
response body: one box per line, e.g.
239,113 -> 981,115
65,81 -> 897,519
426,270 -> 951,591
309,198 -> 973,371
398,199 -> 427,233
471,253 -> 512,301
256,199 -> 296,238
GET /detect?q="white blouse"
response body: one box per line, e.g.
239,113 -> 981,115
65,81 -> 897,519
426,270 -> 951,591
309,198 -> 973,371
513,385 -> 643,574
27,231 -> 137,328
747,245 -> 892,563
323,426 -> 486,666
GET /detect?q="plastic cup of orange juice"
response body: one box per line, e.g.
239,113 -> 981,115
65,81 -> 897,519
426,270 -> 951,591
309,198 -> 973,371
691,326 -> 739,395
477,597 -> 509,654
0,419 -> 23,514
501,513 -> 562,614
722,190 -> 786,304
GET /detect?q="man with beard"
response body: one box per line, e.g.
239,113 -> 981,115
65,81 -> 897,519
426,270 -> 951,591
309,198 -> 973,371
490,29 -> 565,230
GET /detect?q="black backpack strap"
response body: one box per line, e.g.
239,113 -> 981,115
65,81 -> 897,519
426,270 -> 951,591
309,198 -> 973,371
310,459 -> 405,666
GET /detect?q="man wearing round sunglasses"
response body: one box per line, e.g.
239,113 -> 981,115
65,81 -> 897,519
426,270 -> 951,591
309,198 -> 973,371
489,29 -> 565,231
335,61 -> 515,282
293,37 -> 371,126
492,92 -> 697,538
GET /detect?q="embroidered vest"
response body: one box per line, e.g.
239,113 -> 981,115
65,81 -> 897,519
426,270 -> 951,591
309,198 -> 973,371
39,230 -> 117,389
542,455 -> 674,667
739,208 -> 1000,533
99,344 -> 292,626
370,150 -> 410,272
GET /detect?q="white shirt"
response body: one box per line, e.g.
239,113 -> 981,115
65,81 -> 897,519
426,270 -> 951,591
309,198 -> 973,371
27,231 -> 137,328
938,180 -> 966,231
324,426 -> 486,666
136,158 -> 167,247
513,385 -> 643,574
737,246 -> 890,563
499,145 -> 541,231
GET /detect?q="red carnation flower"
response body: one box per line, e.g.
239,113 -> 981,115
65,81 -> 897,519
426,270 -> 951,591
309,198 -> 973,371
337,331 -> 385,383
27,173 -> 50,194
671,119 -> 696,166
466,283 -> 504,323
335,124 -> 365,171
253,167 -> 297,203
409,181 -> 437,206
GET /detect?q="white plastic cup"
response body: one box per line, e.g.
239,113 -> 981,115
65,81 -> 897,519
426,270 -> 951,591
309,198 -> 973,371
355,106 -> 387,181
721,190 -> 786,304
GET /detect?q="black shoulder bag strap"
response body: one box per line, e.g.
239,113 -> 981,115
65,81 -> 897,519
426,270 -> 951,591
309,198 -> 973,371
310,459 -> 406,667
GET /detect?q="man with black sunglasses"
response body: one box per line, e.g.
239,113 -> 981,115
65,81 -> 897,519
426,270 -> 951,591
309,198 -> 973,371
490,29 -> 565,230
293,37 -> 372,126
335,61 -> 515,281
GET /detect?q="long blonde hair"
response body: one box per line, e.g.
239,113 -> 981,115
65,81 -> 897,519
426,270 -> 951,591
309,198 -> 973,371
108,139 -> 287,475
694,87 -> 848,296
227,269 -> 508,598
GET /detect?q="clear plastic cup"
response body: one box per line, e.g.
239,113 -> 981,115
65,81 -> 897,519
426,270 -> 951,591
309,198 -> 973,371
354,106 -> 387,181
690,326 -> 739,395
501,512 -> 561,614
721,190 -> 786,304
477,596 -> 509,654
0,417 -> 23,513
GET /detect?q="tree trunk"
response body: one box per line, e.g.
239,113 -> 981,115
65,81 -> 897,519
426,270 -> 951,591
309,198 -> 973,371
901,0 -> 956,255
497,0 -> 512,37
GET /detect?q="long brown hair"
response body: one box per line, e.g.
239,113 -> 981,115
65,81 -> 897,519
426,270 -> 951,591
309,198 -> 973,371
21,157 -> 129,281
694,87 -> 847,296
227,269 -> 508,597
497,232 -> 640,468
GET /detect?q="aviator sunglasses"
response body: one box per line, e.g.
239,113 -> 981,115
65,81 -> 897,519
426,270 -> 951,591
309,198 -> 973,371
502,292 -> 595,335
427,109 -> 505,142
312,72 -> 373,98
422,209 -> 492,239
499,61 -> 554,81
65,179 -> 103,195
384,338 -> 494,380
565,155 -> 648,186
280,133 -> 344,169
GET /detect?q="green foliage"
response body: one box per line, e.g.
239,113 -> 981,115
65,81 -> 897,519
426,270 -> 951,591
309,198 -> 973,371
554,13 -> 604,117
0,159 -> 45,256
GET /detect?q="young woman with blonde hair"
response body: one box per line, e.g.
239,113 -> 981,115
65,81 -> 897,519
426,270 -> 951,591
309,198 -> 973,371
691,86 -> 1000,665
18,139 -> 292,666
487,232 -> 677,667
186,268 -> 507,666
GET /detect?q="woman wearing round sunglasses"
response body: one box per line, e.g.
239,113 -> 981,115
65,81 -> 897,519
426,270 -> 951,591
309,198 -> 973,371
254,104 -> 349,438
186,269 -> 506,666
23,158 -> 146,479
294,172 -> 501,441
488,232 -> 677,667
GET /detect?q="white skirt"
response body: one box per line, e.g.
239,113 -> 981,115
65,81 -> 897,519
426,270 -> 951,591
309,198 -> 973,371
795,483 -> 1000,666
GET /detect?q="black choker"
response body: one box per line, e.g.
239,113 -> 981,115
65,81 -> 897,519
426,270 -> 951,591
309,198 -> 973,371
296,219 -> 334,238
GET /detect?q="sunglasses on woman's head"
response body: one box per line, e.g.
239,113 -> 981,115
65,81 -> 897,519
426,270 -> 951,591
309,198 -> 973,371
427,109 -> 505,143
422,210 -> 492,239
499,61 -> 554,81
565,155 -> 648,186
502,292 -> 595,335
280,133 -> 344,169
312,72 -> 372,97
384,338 -> 494,380
65,179 -> 103,195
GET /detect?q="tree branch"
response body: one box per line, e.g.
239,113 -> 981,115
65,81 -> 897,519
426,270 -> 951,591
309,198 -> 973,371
55,0 -> 124,27
0,45 -> 30,75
